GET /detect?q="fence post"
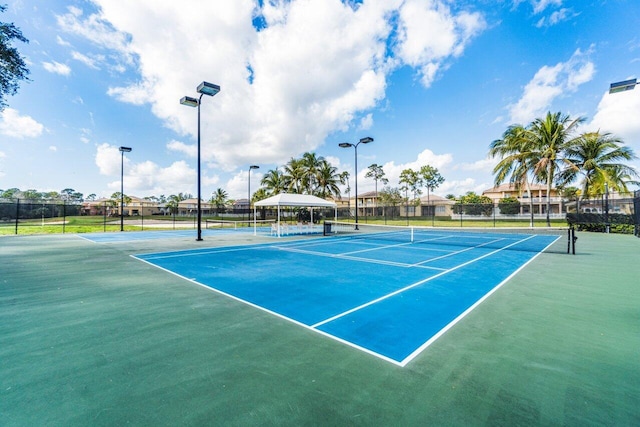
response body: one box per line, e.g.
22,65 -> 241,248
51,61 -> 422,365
14,198 -> 19,234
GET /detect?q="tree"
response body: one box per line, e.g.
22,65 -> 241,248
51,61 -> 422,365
166,193 -> 188,215
365,164 -> 388,215
283,158 -> 305,194
1,5 -> 30,110
454,192 -> 493,216
498,197 -> 521,215
210,188 -> 228,216
378,186 -> 403,219
60,188 -> 83,202
22,189 -> 41,200
315,159 -> 342,199
260,168 -> 286,196
339,170 -> 350,200
562,131 -> 638,199
419,165 -> 444,215
489,124 -> 537,226
300,152 -> 323,194
528,111 -> 585,226
399,169 -> 422,216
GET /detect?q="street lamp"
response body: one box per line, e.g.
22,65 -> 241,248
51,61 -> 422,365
248,165 -> 259,220
609,78 -> 637,94
180,81 -> 221,241
118,146 -> 132,232
339,136 -> 373,229
604,182 -> 609,234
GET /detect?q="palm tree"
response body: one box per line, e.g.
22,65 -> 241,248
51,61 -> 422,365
210,188 -> 228,216
260,169 -> 286,196
489,124 -> 538,226
562,131 -> 638,199
315,159 -> 342,199
528,111 -> 585,226
301,152 -> 323,194
283,158 -> 306,194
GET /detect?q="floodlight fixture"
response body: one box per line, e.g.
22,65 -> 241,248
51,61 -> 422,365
339,142 -> 353,148
180,96 -> 199,107
609,78 -> 637,94
359,136 -> 374,144
197,81 -> 221,97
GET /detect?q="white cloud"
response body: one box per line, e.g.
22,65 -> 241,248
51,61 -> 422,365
96,143 -> 203,195
42,60 -> 71,75
166,139 -> 196,157
60,0 -> 486,174
71,50 -> 103,69
109,160 -> 199,196
535,8 -> 577,28
49,146 -> 57,152
589,88 -> 640,153
531,0 -> 563,15
351,148 -> 453,193
56,5 -> 135,65
56,35 -> 71,46
456,157 -> 495,172
95,143 -> 124,176
359,113 -> 373,130
0,108 -> 45,138
394,0 -> 486,87
508,48 -> 595,124
224,169 -> 263,200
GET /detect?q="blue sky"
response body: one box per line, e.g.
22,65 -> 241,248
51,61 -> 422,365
1,0 -> 639,201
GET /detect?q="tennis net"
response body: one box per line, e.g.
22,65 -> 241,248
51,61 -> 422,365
323,221 -> 576,254
205,219 -> 276,229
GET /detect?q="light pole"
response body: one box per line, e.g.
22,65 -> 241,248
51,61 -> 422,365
248,165 -> 259,220
607,79 -> 636,233
118,146 -> 132,232
339,137 -> 373,229
604,182 -> 610,234
180,81 -> 221,241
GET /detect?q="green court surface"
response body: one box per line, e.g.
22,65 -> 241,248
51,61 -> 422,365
1,231 -> 638,426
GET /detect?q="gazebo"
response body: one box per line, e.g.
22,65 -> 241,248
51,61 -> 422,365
253,193 -> 337,237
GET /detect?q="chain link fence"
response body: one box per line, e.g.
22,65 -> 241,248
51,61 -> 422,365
2,195 -> 637,235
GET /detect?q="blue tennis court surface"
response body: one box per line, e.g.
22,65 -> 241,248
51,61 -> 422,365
133,230 -> 561,366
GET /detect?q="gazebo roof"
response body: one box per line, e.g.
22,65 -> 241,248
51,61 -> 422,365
254,193 -> 337,208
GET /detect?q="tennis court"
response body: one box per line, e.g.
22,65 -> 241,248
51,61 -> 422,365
2,229 -> 638,425
134,225 -> 564,365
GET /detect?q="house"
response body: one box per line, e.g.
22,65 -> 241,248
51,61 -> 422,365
482,183 -> 564,216
177,198 -> 214,216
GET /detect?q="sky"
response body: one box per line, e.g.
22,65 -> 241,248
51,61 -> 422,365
1,0 -> 639,201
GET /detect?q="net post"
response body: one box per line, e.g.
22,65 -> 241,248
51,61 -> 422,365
571,227 -> 577,255
410,227 -> 414,243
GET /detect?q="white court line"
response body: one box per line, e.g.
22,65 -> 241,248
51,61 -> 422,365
274,245 -> 445,270
311,234 -> 538,329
